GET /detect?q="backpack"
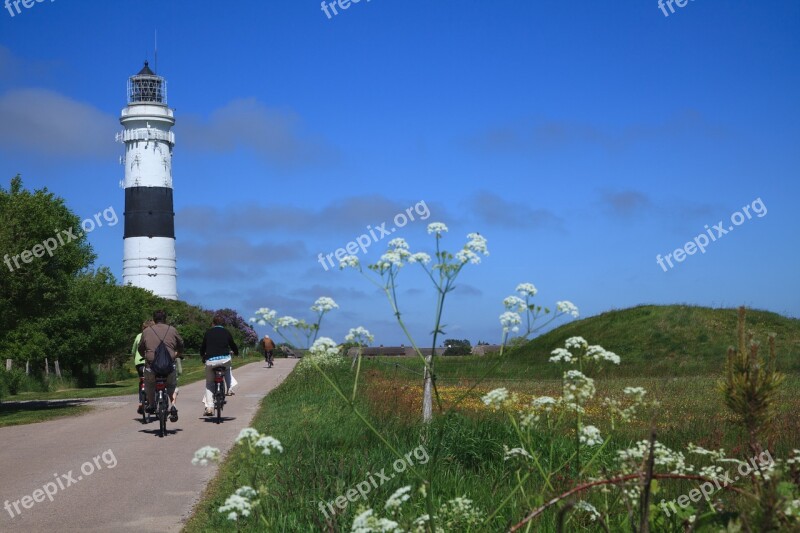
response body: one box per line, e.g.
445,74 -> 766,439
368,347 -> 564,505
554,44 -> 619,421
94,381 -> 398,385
150,326 -> 174,376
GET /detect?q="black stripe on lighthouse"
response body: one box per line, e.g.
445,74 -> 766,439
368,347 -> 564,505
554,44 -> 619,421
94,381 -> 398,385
124,187 -> 175,239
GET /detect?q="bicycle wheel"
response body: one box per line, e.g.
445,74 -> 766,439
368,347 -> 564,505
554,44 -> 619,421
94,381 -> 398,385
158,393 -> 167,437
215,383 -> 223,424
139,390 -> 147,424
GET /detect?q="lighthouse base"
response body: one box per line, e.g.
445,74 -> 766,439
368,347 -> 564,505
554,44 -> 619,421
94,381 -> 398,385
123,237 -> 177,300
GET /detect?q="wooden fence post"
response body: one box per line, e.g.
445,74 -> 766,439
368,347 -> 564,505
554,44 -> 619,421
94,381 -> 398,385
5,359 -> 11,372
25,360 -> 29,375
54,360 -> 62,378
45,358 -> 49,376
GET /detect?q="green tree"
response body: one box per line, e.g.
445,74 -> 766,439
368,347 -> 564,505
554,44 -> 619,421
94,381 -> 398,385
0,175 -> 95,333
443,338 -> 471,356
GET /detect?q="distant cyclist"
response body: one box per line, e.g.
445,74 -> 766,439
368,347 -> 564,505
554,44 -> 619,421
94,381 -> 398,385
138,310 -> 183,422
132,319 -> 154,415
262,335 -> 276,367
200,314 -> 239,417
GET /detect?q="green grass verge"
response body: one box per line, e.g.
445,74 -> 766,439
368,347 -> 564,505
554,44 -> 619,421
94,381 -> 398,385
0,402 -> 93,427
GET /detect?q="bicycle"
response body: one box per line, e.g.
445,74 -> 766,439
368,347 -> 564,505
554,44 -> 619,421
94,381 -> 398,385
212,365 -> 227,424
154,373 -> 170,437
265,350 -> 274,368
138,375 -> 150,424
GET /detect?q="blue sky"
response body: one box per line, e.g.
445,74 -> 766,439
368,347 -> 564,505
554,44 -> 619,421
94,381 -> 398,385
1,1 -> 798,346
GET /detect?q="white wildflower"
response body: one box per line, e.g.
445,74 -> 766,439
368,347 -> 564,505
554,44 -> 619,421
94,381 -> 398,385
573,501 -> 601,521
351,509 -> 401,532
276,316 -> 300,329
515,282 -> 537,297
378,250 -> 406,268
408,252 -> 431,264
563,370 -> 595,404
556,300 -> 579,318
465,232 -> 488,255
384,486 -> 412,513
503,445 -> 534,462
311,296 -> 339,313
345,326 -> 374,345
623,387 -> 647,402
192,446 -> 221,466
565,336 -> 588,350
387,237 -> 409,249
499,311 -> 522,333
585,345 -> 621,365
438,497 -> 483,529
550,348 -> 575,364
482,387 -> 514,410
218,486 -> 258,521
455,248 -> 481,265
580,425 -> 603,447
785,499 -> 800,517
340,255 -> 361,269
427,222 -> 448,235
235,427 -> 261,444
255,435 -> 284,455
503,295 -> 527,312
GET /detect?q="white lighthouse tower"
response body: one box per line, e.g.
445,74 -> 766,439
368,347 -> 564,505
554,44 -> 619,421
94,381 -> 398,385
117,61 -> 178,299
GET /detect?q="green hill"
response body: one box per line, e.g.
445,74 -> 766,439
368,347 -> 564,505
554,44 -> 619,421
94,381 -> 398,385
507,305 -> 800,378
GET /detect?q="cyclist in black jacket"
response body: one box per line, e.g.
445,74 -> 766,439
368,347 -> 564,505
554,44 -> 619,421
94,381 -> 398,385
199,314 -> 239,416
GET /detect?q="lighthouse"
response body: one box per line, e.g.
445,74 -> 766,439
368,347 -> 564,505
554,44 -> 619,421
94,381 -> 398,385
117,61 -> 178,299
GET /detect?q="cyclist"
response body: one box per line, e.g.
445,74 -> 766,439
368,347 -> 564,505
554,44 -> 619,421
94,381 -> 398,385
199,314 -> 239,416
262,335 -> 276,367
138,310 -> 184,422
132,319 -> 155,415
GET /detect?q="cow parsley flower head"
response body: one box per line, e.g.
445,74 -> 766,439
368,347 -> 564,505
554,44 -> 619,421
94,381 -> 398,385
255,435 -> 284,455
556,300 -> 579,318
438,497 -> 483,530
311,296 -> 339,313
340,254 -> 360,269
565,336 -> 588,350
503,445 -> 534,462
192,446 -> 221,466
235,427 -> 261,444
550,348 -> 575,364
563,370 -> 595,404
499,311 -> 522,333
218,486 -> 258,521
516,282 -> 537,297
384,486 -> 412,513
427,222 -> 448,235
345,326 -> 374,345
250,307 -> 277,326
574,501 -> 601,521
276,316 -> 300,329
408,252 -> 431,264
378,250 -> 407,269
455,249 -> 481,265
503,295 -> 527,312
350,509 -> 401,532
465,232 -> 488,255
309,337 -> 339,358
623,386 -> 647,402
580,425 -> 603,446
585,345 -> 620,364
387,238 -> 409,250
482,387 -> 515,410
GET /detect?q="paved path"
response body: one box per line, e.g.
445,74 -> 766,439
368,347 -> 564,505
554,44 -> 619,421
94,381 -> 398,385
0,358 -> 297,532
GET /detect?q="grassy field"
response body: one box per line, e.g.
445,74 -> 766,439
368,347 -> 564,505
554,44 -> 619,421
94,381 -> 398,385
184,306 -> 800,532
0,352 -> 266,427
